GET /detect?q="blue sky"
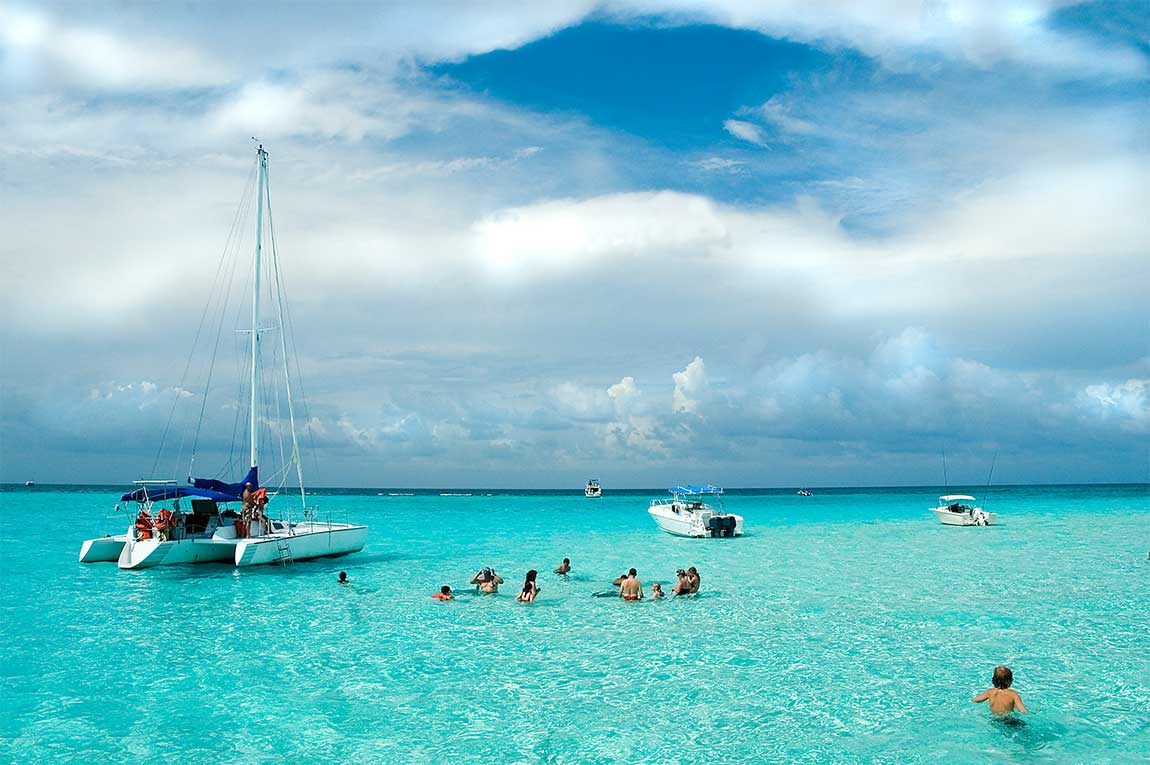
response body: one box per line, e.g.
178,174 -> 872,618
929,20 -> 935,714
0,1 -> 1147,488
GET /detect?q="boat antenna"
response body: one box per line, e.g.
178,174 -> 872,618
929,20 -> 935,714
980,449 -> 998,509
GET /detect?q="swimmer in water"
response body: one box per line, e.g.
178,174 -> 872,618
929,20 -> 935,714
650,583 -> 664,599
972,666 -> 1029,716
338,571 -> 349,585
470,567 -> 504,594
672,569 -> 689,595
686,566 -> 701,594
515,570 -> 540,603
555,558 -> 571,575
432,585 -> 453,601
618,569 -> 642,601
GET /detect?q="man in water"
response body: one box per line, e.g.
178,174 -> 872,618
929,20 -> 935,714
338,571 -> 349,585
686,566 -> 701,594
555,558 -> 571,575
672,569 -> 689,595
470,567 -> 504,594
618,568 -> 642,601
972,666 -> 1029,716
433,585 -> 453,601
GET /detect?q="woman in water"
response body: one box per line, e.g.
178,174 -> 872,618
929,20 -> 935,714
515,570 -> 540,603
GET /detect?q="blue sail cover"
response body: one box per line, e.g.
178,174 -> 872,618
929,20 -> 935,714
120,486 -> 242,503
122,467 -> 258,503
191,466 -> 259,497
669,484 -> 723,495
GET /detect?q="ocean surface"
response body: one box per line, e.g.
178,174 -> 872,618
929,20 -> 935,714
1,483 -> 1147,764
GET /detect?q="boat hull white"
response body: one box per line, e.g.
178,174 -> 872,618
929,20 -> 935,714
648,505 -> 744,538
79,535 -> 129,563
931,508 -> 997,526
117,535 -> 238,569
234,523 -> 367,566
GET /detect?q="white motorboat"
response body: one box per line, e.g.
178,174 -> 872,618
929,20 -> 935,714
80,145 -> 367,569
648,485 -> 743,537
931,495 -> 995,526
585,479 -> 602,498
796,489 -> 812,496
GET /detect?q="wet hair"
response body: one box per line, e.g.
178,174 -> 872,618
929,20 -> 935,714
629,568 -> 637,577
524,569 -> 537,583
993,666 -> 1013,689
338,571 -> 347,582
440,585 -> 452,595
562,558 -> 570,564
688,567 -> 698,575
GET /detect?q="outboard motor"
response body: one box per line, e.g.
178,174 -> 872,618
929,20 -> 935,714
706,515 -> 737,537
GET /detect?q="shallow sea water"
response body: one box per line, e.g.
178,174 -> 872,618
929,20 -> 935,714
2,484 -> 1148,764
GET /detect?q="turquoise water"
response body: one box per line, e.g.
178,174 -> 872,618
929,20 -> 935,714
2,484 -> 1148,763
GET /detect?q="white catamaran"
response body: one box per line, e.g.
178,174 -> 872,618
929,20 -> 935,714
80,145 -> 367,569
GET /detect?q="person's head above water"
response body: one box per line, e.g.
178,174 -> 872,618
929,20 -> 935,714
338,571 -> 347,583
441,585 -> 452,595
992,666 -> 1013,689
524,569 -> 537,582
629,568 -> 637,577
563,558 -> 570,565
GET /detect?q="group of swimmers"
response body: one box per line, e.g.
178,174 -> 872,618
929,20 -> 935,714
420,559 -> 703,603
337,569 -> 1030,718
612,565 -> 700,600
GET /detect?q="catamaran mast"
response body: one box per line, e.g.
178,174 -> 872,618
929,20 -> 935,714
250,145 -> 267,471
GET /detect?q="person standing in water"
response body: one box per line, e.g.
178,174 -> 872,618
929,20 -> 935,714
338,571 -> 349,585
972,666 -> 1029,715
619,569 -> 642,600
470,568 -> 504,594
650,583 -> 664,599
672,569 -> 689,595
515,570 -> 540,603
686,567 -> 701,594
555,558 -> 571,575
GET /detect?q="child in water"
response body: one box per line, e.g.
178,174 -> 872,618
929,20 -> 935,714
432,586 -> 453,601
650,583 -> 664,599
972,666 -> 1029,715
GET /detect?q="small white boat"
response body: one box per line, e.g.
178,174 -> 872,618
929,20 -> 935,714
648,485 -> 743,537
585,479 -> 602,498
24,481 -> 34,487
931,494 -> 995,526
796,489 -> 812,496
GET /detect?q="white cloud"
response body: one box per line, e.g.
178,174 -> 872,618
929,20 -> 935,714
471,191 -> 728,276
673,356 -> 708,414
0,6 -> 230,90
723,119 -> 768,147
1079,379 -> 1150,434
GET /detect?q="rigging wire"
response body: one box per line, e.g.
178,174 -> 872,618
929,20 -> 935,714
152,163 -> 257,479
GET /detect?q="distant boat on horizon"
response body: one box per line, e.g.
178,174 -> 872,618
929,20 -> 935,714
585,479 -> 602,498
796,488 -> 812,496
24,480 -> 35,487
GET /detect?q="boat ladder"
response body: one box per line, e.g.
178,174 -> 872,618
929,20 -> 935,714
276,538 -> 293,566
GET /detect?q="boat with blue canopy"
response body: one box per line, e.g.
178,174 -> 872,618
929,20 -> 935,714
647,485 -> 744,538
79,145 -> 367,568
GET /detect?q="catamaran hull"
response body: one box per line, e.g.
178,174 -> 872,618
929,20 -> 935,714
234,524 -> 368,566
117,537 -> 238,569
932,508 -> 997,526
79,535 -> 129,562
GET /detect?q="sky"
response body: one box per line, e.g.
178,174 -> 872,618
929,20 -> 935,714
0,1 -> 1147,489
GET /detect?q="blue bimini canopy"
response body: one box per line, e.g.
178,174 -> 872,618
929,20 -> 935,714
191,466 -> 258,497
120,486 -> 241,503
669,484 -> 723,496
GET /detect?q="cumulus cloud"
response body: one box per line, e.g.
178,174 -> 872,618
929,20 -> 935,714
673,357 -> 708,414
